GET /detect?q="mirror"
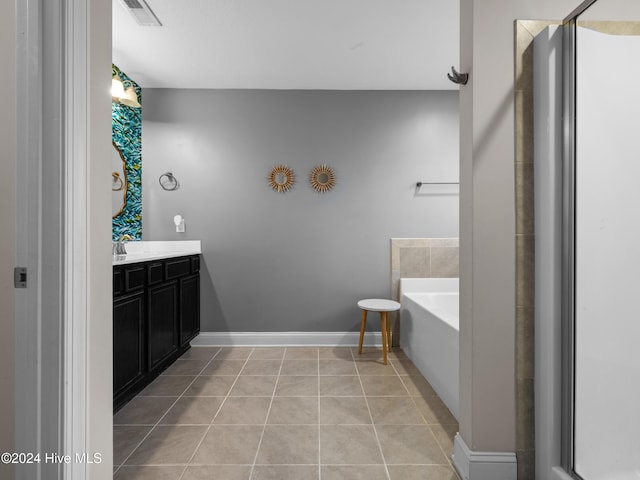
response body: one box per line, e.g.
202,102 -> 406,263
309,164 -> 336,193
268,165 -> 295,192
112,142 -> 128,218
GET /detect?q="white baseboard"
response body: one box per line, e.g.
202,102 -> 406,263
190,331 -> 383,347
452,433 -> 517,480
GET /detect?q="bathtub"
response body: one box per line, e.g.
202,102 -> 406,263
399,278 -> 459,420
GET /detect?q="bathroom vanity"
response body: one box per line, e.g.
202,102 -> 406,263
112,241 -> 201,411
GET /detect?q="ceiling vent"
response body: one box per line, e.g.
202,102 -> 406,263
119,0 -> 162,26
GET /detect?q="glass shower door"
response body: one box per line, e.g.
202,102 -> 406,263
573,24 -> 640,480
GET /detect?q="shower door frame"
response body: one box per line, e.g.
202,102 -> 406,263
560,11 -> 579,478
533,22 -> 576,480
534,1 -> 603,479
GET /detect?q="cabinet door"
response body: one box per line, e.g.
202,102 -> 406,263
180,273 -> 200,347
148,281 -> 178,370
113,291 -> 145,396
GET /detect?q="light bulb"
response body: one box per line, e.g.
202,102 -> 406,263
111,76 -> 125,99
120,86 -> 141,108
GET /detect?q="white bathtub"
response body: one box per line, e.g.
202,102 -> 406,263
399,278 -> 459,420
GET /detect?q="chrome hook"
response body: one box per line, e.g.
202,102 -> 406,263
447,66 -> 468,85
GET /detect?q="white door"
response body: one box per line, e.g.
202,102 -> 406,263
0,2 -> 17,478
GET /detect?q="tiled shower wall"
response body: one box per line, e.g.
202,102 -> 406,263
515,20 -> 554,480
390,238 -> 459,302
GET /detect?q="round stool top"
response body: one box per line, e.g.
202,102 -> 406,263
357,299 -> 401,312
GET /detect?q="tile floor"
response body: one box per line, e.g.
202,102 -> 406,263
113,347 -> 460,480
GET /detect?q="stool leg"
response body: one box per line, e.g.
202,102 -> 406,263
380,312 -> 388,365
387,314 -> 392,352
358,309 -> 367,354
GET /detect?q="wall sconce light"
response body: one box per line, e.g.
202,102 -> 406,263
112,76 -> 141,108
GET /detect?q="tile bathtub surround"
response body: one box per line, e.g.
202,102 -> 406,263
114,346 -> 460,480
389,238 -> 459,347
390,239 -> 460,300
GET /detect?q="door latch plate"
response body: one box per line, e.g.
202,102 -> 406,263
14,267 -> 27,288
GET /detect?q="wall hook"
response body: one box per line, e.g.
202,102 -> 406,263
447,66 -> 468,85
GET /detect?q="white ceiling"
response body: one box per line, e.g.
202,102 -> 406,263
112,0 -> 459,90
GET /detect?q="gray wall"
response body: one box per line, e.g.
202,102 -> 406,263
458,0 -> 578,460
142,89 -> 459,332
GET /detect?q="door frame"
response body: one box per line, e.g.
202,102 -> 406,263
15,0 -> 113,478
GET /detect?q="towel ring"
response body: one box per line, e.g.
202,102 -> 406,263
159,172 -> 179,191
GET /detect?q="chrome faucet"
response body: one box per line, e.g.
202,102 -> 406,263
113,234 -> 133,255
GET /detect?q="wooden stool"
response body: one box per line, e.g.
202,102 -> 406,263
357,299 -> 401,365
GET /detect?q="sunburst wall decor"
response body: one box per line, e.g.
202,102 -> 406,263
309,164 -> 336,193
268,165 -> 295,193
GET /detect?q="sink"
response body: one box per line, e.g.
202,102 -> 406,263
112,241 -> 202,265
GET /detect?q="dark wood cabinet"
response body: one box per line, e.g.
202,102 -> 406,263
148,281 -> 179,370
113,254 -> 200,411
180,274 -> 200,347
113,291 -> 145,401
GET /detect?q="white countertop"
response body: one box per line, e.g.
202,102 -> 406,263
112,240 -> 201,266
